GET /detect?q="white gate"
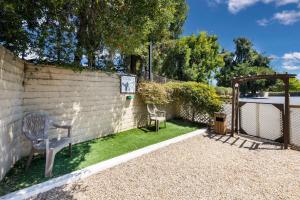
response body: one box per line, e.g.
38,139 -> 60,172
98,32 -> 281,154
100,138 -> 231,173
290,106 -> 300,147
239,102 -> 284,142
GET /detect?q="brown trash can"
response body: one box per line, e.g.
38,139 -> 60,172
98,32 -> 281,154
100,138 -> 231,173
214,112 -> 227,135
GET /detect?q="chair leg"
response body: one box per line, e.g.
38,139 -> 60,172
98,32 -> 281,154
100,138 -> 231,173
164,120 -> 167,128
69,143 -> 72,157
45,149 -> 56,177
26,148 -> 34,171
156,120 -> 159,132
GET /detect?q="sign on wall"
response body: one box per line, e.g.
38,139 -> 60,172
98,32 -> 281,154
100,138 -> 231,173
120,75 -> 136,94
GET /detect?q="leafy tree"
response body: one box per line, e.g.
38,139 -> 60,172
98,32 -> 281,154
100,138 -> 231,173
270,78 -> 300,92
238,66 -> 275,95
0,0 -> 188,71
161,40 -> 191,80
161,32 -> 224,83
125,0 -> 188,74
216,37 -> 274,94
234,38 -> 253,64
0,0 -> 40,56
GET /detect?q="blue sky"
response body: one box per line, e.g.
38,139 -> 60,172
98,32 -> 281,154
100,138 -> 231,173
183,0 -> 300,78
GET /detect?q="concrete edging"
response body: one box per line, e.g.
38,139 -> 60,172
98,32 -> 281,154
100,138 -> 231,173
0,128 -> 206,200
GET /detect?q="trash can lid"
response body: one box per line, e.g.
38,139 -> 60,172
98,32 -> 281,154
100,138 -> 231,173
214,112 -> 227,118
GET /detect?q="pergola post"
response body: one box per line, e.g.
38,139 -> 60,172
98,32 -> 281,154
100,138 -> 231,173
231,81 -> 236,137
235,85 -> 240,133
283,75 -> 290,149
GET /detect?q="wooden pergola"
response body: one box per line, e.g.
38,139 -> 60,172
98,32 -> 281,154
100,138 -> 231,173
231,73 -> 297,149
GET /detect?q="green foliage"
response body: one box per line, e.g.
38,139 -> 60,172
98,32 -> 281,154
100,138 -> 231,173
138,81 -> 222,116
216,37 -> 274,95
159,32 -> 224,82
0,0 -> 188,70
215,87 -> 233,97
123,0 -> 188,74
137,82 -> 171,105
0,0 -> 38,55
238,66 -> 276,94
167,82 -> 222,115
270,78 -> 300,92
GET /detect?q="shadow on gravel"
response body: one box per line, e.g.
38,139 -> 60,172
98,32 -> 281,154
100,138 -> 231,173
204,132 -> 284,151
33,183 -> 88,200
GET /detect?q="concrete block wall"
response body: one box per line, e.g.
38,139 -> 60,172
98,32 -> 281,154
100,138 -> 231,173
23,64 -> 148,144
0,46 -> 28,180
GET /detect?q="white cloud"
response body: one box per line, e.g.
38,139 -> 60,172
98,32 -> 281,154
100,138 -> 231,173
207,0 -> 300,26
257,10 -> 300,25
269,54 -> 279,59
206,0 -> 224,7
257,18 -> 271,26
228,0 -> 259,13
273,10 -> 300,24
283,52 -> 300,60
225,0 -> 300,13
283,66 -> 300,70
282,52 -> 300,70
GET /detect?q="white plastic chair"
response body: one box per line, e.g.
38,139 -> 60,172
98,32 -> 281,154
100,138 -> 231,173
22,112 -> 72,177
147,104 -> 167,131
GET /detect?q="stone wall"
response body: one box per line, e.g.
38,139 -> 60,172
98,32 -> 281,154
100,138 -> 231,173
0,47 -> 176,180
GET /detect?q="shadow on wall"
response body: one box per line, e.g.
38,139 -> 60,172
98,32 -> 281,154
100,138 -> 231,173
0,120 -> 29,181
0,46 -> 30,180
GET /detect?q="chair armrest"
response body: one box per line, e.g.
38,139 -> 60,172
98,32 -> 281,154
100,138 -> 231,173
156,110 -> 166,117
52,123 -> 72,137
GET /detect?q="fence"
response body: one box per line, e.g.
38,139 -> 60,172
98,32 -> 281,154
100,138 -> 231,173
290,105 -> 300,147
221,101 -> 300,148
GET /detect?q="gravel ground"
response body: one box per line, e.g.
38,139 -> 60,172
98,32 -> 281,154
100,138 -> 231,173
32,133 -> 300,200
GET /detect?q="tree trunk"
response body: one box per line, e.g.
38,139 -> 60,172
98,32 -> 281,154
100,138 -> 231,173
87,50 -> 95,67
56,25 -> 62,63
148,42 -> 153,81
130,55 -> 138,74
74,9 -> 87,65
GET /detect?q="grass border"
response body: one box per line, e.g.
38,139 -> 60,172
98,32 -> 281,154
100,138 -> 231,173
0,128 -> 206,200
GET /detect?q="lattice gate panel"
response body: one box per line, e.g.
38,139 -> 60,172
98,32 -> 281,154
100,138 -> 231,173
240,103 -> 257,136
290,107 -> 300,147
240,103 -> 283,141
222,103 -> 232,129
258,104 -> 282,140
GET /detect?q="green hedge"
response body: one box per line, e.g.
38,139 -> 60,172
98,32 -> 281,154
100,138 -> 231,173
138,81 -> 222,116
215,86 -> 232,97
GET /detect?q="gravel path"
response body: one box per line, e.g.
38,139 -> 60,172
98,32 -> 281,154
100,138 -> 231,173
32,133 -> 300,200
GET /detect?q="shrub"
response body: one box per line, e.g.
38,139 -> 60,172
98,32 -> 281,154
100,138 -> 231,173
137,82 -> 171,105
215,86 -> 232,97
215,87 -> 226,96
166,82 -> 222,116
138,81 -> 222,116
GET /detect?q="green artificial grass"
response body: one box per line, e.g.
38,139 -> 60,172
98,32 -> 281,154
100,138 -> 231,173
0,119 -> 200,196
